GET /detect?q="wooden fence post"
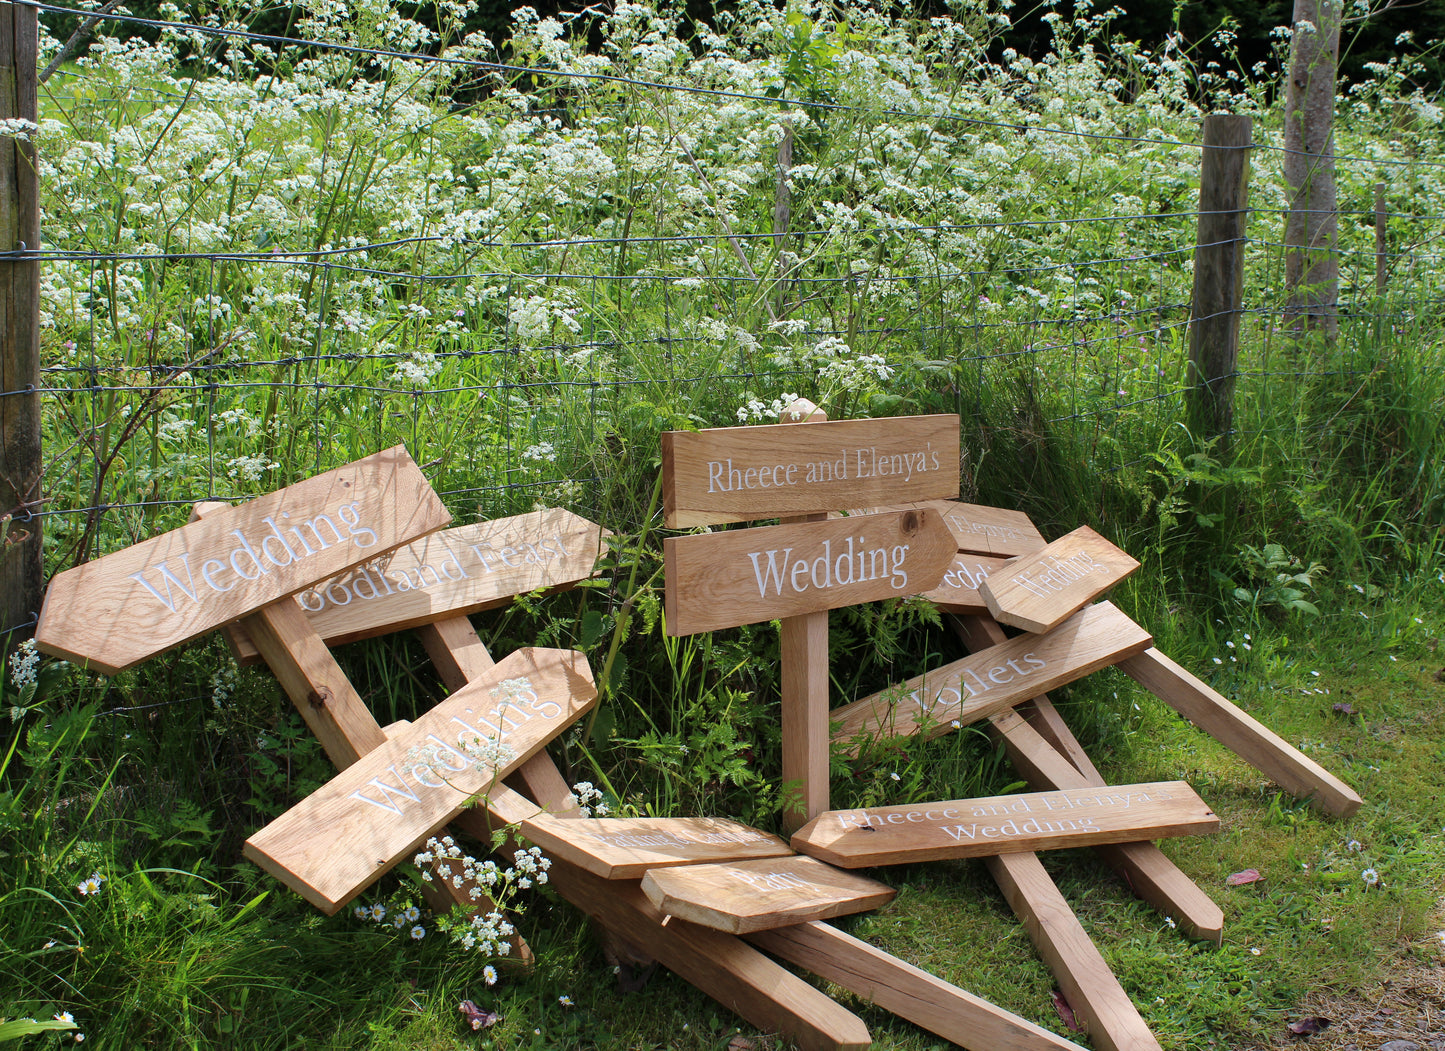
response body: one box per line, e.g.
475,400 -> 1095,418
1374,182 -> 1387,298
0,0 -> 43,646
1186,113 -> 1252,453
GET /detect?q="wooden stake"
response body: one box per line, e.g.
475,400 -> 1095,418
747,921 -> 1089,1051
952,613 -> 1223,943
989,852 -> 1164,1051
1118,646 -> 1362,818
779,398 -> 830,833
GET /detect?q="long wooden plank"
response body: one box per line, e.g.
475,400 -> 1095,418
662,415 -> 959,527
477,788 -> 872,1051
831,602 -> 1153,753
1118,646 -> 1363,818
979,526 -> 1140,634
245,647 -> 596,912
226,509 -> 608,660
951,614 -> 1223,944
641,856 -> 894,934
747,921 -> 1089,1051
988,852 -> 1164,1051
792,781 -> 1217,868
36,446 -> 448,674
664,508 -> 954,636
519,811 -> 792,879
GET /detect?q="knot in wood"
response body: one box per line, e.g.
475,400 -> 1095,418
307,687 -> 331,709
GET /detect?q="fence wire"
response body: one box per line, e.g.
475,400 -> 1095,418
11,1 -> 1444,615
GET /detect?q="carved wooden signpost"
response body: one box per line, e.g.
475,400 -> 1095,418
664,508 -> 954,636
663,407 -> 961,830
979,524 -> 1140,634
35,446 -> 448,673
791,781 -> 1218,868
226,508 -> 609,660
640,855 -> 896,933
245,646 -> 596,912
662,415 -> 960,527
913,499 -> 1047,557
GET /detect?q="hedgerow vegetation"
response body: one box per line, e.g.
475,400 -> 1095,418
4,0 -> 1444,1046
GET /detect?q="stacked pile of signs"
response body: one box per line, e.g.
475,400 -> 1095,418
33,427 -> 1362,1051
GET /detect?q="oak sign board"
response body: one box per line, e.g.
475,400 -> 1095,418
830,601 -> 1153,754
226,508 -> 610,661
245,646 -> 596,912
792,781 -> 1218,868
517,813 -> 793,880
640,855 -> 896,934
979,525 -> 1141,634
664,509 -> 955,636
661,415 -> 959,527
918,553 -> 1011,614
869,500 -> 1046,558
35,446 -> 449,675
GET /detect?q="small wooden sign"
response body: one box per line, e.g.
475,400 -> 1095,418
662,415 -> 960,527
882,501 -> 1046,558
227,508 -> 609,660
664,509 -> 954,637
792,781 -> 1217,868
640,855 -> 895,934
517,813 -> 792,879
918,554 -> 1011,613
831,602 -> 1152,753
979,525 -> 1140,634
35,446 -> 449,675
245,647 -> 596,912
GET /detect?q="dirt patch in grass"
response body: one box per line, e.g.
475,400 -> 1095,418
1240,959 -> 1445,1051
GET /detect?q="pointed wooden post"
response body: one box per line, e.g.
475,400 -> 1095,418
778,398 -> 830,833
0,0 -> 42,646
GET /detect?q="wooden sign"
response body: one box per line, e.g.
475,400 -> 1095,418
640,855 -> 895,934
792,781 -> 1217,868
831,602 -> 1152,754
227,508 -> 609,661
517,812 -> 792,880
918,553 -> 1011,613
245,647 -> 596,912
664,509 -> 954,636
914,500 -> 1046,558
662,415 -> 959,527
979,525 -> 1140,634
35,447 -> 449,675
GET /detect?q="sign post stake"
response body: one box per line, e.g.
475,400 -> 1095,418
778,399 -> 831,834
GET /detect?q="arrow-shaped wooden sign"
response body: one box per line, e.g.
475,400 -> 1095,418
664,508 -> 955,636
641,855 -> 895,934
662,415 -> 960,527
225,508 -> 609,660
515,811 -> 793,880
793,781 -> 1218,868
36,446 -> 449,674
830,602 -> 1153,753
245,646 -> 596,912
979,525 -> 1140,634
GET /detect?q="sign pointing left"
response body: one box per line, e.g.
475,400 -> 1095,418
35,446 -> 450,674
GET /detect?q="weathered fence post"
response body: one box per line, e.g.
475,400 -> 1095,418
1283,0 -> 1341,340
1187,113 -> 1252,453
1374,182 -> 1387,298
1,0 -> 43,646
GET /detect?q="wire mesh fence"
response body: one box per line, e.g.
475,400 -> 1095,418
7,0 -> 1444,634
